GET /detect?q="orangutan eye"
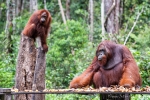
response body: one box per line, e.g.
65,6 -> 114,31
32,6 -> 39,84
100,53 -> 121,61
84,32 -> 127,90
100,49 -> 106,53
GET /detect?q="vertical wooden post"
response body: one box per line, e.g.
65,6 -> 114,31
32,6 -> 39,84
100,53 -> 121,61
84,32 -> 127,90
5,94 -> 12,100
0,88 -> 12,100
0,95 -> 4,100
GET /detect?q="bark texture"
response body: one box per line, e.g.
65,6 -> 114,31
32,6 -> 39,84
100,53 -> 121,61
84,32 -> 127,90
15,34 -> 36,100
104,0 -> 121,34
32,48 -> 46,100
89,0 -> 94,42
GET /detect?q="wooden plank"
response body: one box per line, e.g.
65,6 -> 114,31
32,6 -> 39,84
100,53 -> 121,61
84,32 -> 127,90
0,88 -> 149,95
11,89 -> 150,94
0,88 -> 11,93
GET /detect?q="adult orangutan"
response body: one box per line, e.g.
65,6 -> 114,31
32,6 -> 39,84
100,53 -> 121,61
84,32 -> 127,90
69,40 -> 142,89
22,9 -> 51,52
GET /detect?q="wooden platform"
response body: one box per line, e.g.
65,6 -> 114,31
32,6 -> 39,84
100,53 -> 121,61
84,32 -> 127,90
0,87 -> 150,100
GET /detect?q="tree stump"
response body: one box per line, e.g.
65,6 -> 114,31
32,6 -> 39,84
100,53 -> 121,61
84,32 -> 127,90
32,47 -> 46,100
15,34 -> 36,100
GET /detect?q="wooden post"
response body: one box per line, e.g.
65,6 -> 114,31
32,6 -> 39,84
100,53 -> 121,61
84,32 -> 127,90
0,88 -> 12,100
0,95 -> 4,100
15,34 -> 36,100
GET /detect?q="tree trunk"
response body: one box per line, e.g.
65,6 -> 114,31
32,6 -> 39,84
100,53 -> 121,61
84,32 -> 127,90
66,0 -> 70,20
21,0 -> 25,12
88,0 -> 94,42
12,0 -> 16,32
101,0 -> 105,39
58,0 -> 66,24
114,0 -> 120,34
0,0 -> 2,19
0,6 -> 1,19
30,0 -> 38,13
29,0 -> 32,12
15,34 -> 36,100
103,0 -> 122,35
23,0 -> 30,12
32,47 -> 46,100
32,0 -> 38,12
5,0 -> 15,53
44,0 -> 47,9
16,0 -> 23,15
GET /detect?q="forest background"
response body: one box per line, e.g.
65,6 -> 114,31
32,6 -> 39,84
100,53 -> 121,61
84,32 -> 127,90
0,0 -> 150,99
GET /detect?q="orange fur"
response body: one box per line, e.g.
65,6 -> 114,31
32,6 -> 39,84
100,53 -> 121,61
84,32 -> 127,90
69,40 -> 142,89
22,9 -> 51,52
119,45 -> 142,87
69,66 -> 94,88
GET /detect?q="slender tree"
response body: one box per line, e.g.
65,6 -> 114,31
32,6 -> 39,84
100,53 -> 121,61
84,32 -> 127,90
5,0 -> 15,53
124,7 -> 144,45
66,0 -> 70,20
21,0 -> 25,11
15,0 -> 23,15
58,0 -> 67,24
101,0 -> 105,38
31,0 -> 38,12
88,0 -> 94,42
0,6 -> 1,19
44,0 -> 47,9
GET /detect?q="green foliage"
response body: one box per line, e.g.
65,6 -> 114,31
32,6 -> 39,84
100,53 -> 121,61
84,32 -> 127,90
46,94 -> 99,100
0,9 -> 27,88
131,94 -> 150,100
15,12 -> 31,35
122,1 -> 150,47
0,2 -> 6,33
133,48 -> 150,87
46,20 -> 89,88
0,54 -> 16,87
130,25 -> 150,49
0,33 -> 19,87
